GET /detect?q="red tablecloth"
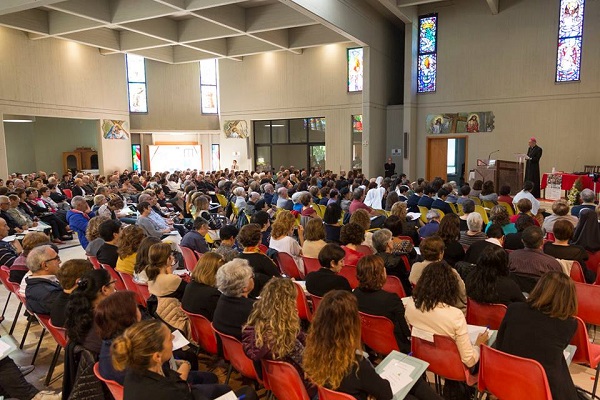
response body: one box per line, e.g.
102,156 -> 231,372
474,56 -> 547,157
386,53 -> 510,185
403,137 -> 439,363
541,173 -> 599,193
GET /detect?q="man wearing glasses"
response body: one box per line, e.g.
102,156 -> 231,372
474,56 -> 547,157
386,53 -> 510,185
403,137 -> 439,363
21,245 -> 62,315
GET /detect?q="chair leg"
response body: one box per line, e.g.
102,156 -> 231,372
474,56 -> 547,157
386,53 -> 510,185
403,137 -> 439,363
45,345 -> 62,386
31,328 -> 46,365
1,292 -> 11,318
9,302 -> 22,335
224,364 -> 233,385
592,365 -> 599,399
19,319 -> 32,349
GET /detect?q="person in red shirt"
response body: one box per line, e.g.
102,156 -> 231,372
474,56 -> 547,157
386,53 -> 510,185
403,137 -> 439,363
340,223 -> 367,266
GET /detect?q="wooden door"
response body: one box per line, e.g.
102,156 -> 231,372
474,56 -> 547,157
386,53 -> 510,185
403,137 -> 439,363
427,138 -> 448,181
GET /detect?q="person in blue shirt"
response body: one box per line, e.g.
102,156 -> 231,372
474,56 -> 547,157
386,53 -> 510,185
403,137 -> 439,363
419,209 -> 441,238
431,188 -> 453,215
417,186 -> 436,209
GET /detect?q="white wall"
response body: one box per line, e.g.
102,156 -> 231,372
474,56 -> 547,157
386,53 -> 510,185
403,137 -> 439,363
219,44 -> 361,173
0,26 -> 131,176
413,0 -> 600,179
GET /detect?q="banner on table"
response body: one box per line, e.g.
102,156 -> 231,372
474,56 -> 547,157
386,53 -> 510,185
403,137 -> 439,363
546,173 -> 563,200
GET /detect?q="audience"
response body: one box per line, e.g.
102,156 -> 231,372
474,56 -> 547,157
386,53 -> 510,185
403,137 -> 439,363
133,236 -> 161,284
323,203 -> 343,243
458,213 -> 487,248
340,222 -> 367,266
510,197 -> 540,226
372,228 -> 412,295
236,223 -> 280,298
486,205 -> 516,235
431,188 -> 453,215
214,224 -> 239,262
350,209 -> 374,250
437,213 -> 465,267
84,215 -> 110,256
542,199 -> 577,234
180,217 -> 210,254
67,196 -> 95,248
419,210 -> 441,238
570,188 -> 597,217
96,219 -> 121,268
270,210 -> 304,273
458,199 -> 475,231
464,223 -> 505,264
497,185 -> 514,205
115,225 -> 145,275
50,259 -> 93,327
181,252 -> 224,319
479,180 -> 498,203
302,218 -> 327,258
305,243 -> 351,297
23,245 -> 62,314
136,201 -> 170,238
571,208 -> 600,252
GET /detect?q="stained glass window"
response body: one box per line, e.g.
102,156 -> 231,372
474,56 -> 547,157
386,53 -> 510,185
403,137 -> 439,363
347,47 -> 363,92
126,54 -> 148,113
556,0 -> 585,82
417,14 -> 438,93
200,59 -> 219,114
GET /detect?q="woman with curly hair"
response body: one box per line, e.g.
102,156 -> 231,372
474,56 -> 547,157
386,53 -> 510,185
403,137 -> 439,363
133,236 -> 161,284
115,225 -> 146,275
270,210 -> 304,274
405,262 -> 488,369
242,278 -> 315,396
436,213 -> 465,267
64,268 -> 117,353
340,222 -> 367,266
390,201 -> 421,243
84,215 -> 110,256
465,245 -> 525,305
485,205 -> 516,235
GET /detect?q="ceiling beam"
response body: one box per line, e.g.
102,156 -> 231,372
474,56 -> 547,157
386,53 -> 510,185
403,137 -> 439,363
110,0 -> 181,24
375,0 -> 415,24
120,30 -> 171,51
251,29 -> 302,54
0,0 -> 64,15
48,10 -> 104,35
131,46 -> 174,63
183,38 -> 227,56
178,17 -> 239,42
60,27 -> 120,50
121,17 -> 179,42
47,0 -> 112,23
485,0 -> 499,14
227,35 -> 278,57
288,24 -> 350,49
185,0 -> 246,11
396,0 -> 443,7
173,45 -> 218,63
246,3 -> 315,33
152,0 -> 186,10
0,9 -> 49,35
192,4 -> 245,33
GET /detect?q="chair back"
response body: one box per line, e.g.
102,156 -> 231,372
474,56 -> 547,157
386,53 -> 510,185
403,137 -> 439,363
569,316 -> 598,368
63,189 -> 73,199
216,194 -> 228,208
338,266 -> 358,289
117,271 -> 147,307
100,264 -> 126,291
36,314 -> 68,348
482,200 -> 496,210
262,360 -> 310,400
358,312 -> 399,355
274,252 -> 303,280
0,266 -> 17,293
498,201 -> 515,216
310,294 -> 323,312
382,275 -> 406,298
448,203 -> 459,214
258,244 -> 268,254
318,386 -> 356,400
87,256 -> 102,270
570,261 -> 586,283
136,282 -> 150,301
311,204 -> 325,219
302,256 -> 321,275
397,235 -> 414,245
411,334 -> 475,384
212,326 -> 259,380
587,250 -> 600,274
474,205 -> 490,224
575,282 -> 600,326
432,209 -> 445,220
478,345 -> 552,400
182,309 -> 218,355
545,232 -> 556,242
469,196 -> 483,206
93,362 -> 124,400
417,206 -> 429,224
355,245 -> 373,256
180,246 -> 199,272
465,298 -> 507,330
295,283 -> 313,322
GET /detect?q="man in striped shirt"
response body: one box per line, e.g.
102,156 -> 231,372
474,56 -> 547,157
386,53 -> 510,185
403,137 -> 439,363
0,218 -> 21,267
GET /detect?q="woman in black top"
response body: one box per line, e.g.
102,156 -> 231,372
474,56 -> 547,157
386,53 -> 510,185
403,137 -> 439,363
436,213 -> 465,266
504,214 -> 535,251
323,203 -> 343,243
465,245 -> 525,306
571,208 -> 600,252
305,243 -> 351,297
353,255 -> 411,353
181,253 -> 224,319
236,223 -> 280,298
544,219 -> 596,283
496,272 -> 579,400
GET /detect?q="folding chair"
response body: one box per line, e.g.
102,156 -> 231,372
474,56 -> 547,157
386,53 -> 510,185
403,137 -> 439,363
301,256 -> 321,275
574,282 -> 600,326
418,206 -> 429,224
382,275 -> 406,298
100,264 -> 126,291
181,309 -> 218,355
355,245 -> 373,256
310,294 -> 323,313
262,360 -> 310,400
465,298 -> 507,330
93,363 -> 124,400
274,252 -> 303,280
295,282 -> 313,322
545,232 -> 556,242
338,266 -> 358,289
474,205 -> 490,224
358,312 -> 399,356
478,345 -> 552,400
180,246 -> 199,272
117,271 -> 148,307
87,255 -> 102,270
35,314 -> 68,385
570,316 -> 600,398
570,261 -> 586,283
212,325 -> 260,385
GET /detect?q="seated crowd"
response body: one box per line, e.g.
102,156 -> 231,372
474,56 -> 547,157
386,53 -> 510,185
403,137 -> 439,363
1,167 -> 600,400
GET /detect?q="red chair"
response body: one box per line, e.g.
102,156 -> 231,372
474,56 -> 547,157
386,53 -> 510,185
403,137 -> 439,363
212,325 -> 260,385
411,334 -> 477,391
397,235 -> 415,245
180,246 -> 199,272
356,245 -> 373,255
87,255 -> 102,270
318,386 -> 355,400
570,316 -> 600,397
35,314 -> 68,385
338,266 -> 358,289
358,312 -> 399,355
382,275 -> 406,298
399,254 -> 411,273
63,189 -> 73,199
545,232 -> 556,242
274,252 -> 303,280
93,362 -> 124,400
587,250 -> 600,274
117,271 -> 148,307
0,265 -> 17,326
301,256 -> 321,275
295,282 -> 313,322
574,282 -> 600,326
478,345 -> 552,400
465,298 -> 507,330
181,309 -> 218,355
310,294 -> 323,313
100,264 -> 126,291
570,261 -> 586,283
136,283 -> 150,302
258,244 -> 268,254
262,360 -> 310,400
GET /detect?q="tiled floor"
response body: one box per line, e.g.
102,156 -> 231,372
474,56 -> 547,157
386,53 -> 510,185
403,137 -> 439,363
0,236 -> 598,397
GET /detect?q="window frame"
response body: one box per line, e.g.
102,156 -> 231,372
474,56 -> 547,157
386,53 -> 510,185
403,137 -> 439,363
125,54 -> 148,114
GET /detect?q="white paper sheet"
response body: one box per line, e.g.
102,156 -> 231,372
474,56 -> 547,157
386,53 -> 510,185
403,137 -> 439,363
406,212 -> 421,221
214,391 -> 237,400
411,326 -> 434,342
379,360 -> 415,394
171,330 -> 189,351
2,235 -> 15,242
467,325 -> 495,345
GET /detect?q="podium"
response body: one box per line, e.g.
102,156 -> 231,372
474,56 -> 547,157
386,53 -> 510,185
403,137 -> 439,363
470,160 -> 523,195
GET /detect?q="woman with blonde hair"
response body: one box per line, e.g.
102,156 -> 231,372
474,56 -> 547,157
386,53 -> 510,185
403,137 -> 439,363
242,278 -> 315,396
115,225 -> 146,275
181,252 -> 224,319
270,210 -> 304,273
85,215 -> 110,256
147,242 -> 190,338
302,218 -> 327,258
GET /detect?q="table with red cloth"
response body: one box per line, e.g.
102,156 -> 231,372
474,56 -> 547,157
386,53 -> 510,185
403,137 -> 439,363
541,173 -> 599,194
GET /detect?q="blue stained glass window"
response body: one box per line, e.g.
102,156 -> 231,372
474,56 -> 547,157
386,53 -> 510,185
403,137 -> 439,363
556,0 -> 585,82
126,54 -> 148,113
418,14 -> 438,93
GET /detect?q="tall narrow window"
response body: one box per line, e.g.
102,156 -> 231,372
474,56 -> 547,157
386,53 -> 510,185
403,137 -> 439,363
200,59 -> 218,114
126,54 -> 148,113
556,0 -> 585,82
347,48 -> 363,92
417,14 -> 438,93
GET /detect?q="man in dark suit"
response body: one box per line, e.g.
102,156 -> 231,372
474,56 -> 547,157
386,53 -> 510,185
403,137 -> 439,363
465,223 -> 505,264
406,186 -> 423,213
525,137 -> 542,198
417,186 -> 436,209
384,157 -> 396,178
431,188 -> 453,215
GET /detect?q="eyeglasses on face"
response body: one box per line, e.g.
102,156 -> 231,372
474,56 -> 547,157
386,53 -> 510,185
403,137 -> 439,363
45,255 -> 60,263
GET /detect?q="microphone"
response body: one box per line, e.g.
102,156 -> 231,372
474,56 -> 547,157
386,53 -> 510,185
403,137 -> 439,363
488,150 -> 500,160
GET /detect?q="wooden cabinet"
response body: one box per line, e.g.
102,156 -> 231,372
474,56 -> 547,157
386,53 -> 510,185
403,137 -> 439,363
62,148 -> 98,173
